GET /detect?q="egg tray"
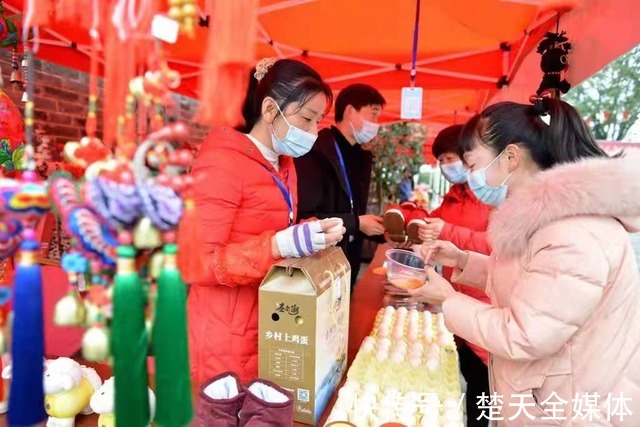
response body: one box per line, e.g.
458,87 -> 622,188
347,310 -> 461,399
323,308 -> 464,426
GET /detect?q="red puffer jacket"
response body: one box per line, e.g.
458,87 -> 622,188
187,127 -> 297,385
430,183 -> 491,364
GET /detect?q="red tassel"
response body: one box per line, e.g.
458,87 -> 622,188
54,0 -> 93,30
196,0 -> 258,126
176,194 -> 208,284
26,0 -> 54,27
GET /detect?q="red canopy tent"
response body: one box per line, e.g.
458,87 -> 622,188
2,0 -> 563,125
2,0 -> 639,158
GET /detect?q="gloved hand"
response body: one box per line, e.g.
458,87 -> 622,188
274,218 -> 345,258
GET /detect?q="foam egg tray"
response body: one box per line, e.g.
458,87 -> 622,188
324,307 -> 464,427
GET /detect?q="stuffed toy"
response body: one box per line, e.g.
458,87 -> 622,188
536,31 -> 572,96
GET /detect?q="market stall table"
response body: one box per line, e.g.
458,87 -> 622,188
0,245 -> 391,427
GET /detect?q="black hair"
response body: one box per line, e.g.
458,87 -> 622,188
334,84 -> 386,123
432,124 -> 464,159
459,99 -> 610,169
236,59 -> 333,133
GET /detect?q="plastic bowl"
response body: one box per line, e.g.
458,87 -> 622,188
385,249 -> 427,290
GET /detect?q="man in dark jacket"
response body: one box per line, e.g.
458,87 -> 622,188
295,84 -> 386,289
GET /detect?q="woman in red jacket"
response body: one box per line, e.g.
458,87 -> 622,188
188,59 -> 345,386
419,123 -> 491,427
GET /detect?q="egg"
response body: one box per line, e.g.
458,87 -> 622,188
438,332 -> 455,347
377,326 -> 389,338
384,306 -> 395,316
344,379 -> 361,392
363,382 -> 380,395
427,344 -> 440,358
391,352 -> 405,365
394,339 -> 408,349
392,329 -> 404,340
338,387 -> 357,402
393,344 -> 407,356
426,357 -> 440,371
397,307 -> 408,316
361,340 -> 376,353
326,408 -> 350,423
334,395 -> 354,412
379,338 -> 392,349
407,330 -> 419,343
409,355 -> 422,368
410,342 -> 424,353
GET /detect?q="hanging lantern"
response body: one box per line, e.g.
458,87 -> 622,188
603,110 -> 611,121
623,111 -> 629,121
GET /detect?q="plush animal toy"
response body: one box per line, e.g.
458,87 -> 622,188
90,376 -> 156,427
536,30 -> 572,96
42,358 -> 102,427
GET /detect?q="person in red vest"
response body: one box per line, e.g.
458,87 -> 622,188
385,123 -> 491,426
187,58 -> 345,388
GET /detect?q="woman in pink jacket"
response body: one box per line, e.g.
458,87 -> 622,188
410,97 -> 640,426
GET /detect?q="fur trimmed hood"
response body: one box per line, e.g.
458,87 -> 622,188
488,154 -> 640,258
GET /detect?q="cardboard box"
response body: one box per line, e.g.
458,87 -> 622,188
259,247 -> 351,425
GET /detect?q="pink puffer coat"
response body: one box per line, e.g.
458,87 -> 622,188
443,155 -> 640,426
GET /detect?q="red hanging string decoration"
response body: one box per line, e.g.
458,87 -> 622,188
196,0 -> 258,127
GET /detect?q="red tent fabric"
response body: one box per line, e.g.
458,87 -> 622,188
3,0 -> 564,129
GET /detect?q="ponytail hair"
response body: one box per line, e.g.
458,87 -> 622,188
459,98 -> 611,170
235,59 -> 333,133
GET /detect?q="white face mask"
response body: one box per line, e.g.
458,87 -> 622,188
467,151 -> 514,206
440,160 -> 467,184
350,117 -> 379,144
271,102 -> 318,158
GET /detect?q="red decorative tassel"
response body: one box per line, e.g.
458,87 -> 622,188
54,0 -> 93,30
176,190 -> 208,284
196,0 -> 258,126
26,0 -> 55,27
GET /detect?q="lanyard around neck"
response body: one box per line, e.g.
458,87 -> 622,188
333,139 -> 354,213
263,165 -> 294,226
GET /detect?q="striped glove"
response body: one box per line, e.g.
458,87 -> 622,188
275,221 -> 330,258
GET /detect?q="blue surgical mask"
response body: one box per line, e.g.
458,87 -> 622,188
467,151 -> 513,206
350,117 -> 379,144
440,160 -> 467,184
271,102 -> 318,158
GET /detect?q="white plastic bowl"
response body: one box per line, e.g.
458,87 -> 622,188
385,249 -> 427,290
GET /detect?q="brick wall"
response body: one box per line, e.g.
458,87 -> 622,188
0,50 -> 209,158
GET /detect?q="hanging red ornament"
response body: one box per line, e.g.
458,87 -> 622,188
623,111 -> 629,121
603,110 -> 610,121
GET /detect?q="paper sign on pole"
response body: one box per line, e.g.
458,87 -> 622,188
401,86 -> 424,120
152,14 -> 180,44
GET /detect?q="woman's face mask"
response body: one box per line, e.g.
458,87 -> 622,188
467,150 -> 513,206
440,160 -> 467,184
271,102 -> 318,158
